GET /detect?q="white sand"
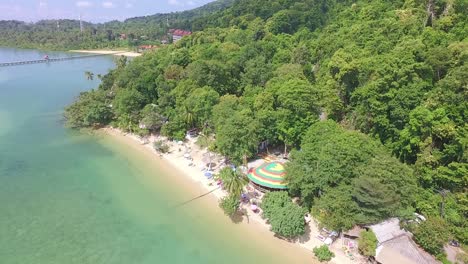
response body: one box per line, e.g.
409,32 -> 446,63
70,50 -> 141,57
103,127 -> 364,264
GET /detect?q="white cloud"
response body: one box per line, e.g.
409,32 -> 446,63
76,1 -> 93,8
39,1 -> 48,7
168,0 -> 181,6
102,1 -> 115,8
124,2 -> 133,8
186,0 -> 195,6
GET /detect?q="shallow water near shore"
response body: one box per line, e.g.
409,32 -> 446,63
0,47 -> 312,264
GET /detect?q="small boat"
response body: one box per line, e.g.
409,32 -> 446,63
43,55 -> 49,60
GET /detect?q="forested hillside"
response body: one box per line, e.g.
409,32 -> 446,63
0,0 -> 234,50
64,0 -> 467,260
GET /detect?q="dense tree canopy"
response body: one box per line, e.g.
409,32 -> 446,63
290,121 -> 417,229
63,0 -> 467,250
0,1 -> 235,50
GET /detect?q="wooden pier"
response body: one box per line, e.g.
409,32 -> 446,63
0,53 -> 118,67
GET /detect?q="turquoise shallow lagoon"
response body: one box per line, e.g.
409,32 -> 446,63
0,48 -> 311,264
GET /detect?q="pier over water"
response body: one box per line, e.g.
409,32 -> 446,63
0,52 -> 121,67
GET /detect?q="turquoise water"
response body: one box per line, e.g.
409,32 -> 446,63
0,48 -> 310,264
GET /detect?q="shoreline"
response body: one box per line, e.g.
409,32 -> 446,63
70,49 -> 141,57
99,128 -> 318,264
101,127 -> 356,264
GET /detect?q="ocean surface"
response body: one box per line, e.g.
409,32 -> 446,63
0,48 -> 308,264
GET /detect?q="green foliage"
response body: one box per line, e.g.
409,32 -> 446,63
413,217 -> 450,256
195,134 -> 214,149
214,108 -> 260,165
292,121 -> 417,230
358,230 -> 378,257
160,114 -> 186,140
261,191 -> 291,220
261,191 -> 306,238
286,120 -> 379,205
64,90 -> 112,128
313,245 -> 335,262
215,167 -> 248,197
62,0 -> 467,248
0,1 -> 235,50
352,176 -> 401,223
140,104 -> 166,132
114,89 -> 146,118
311,185 -> 360,232
183,87 -> 219,128
219,194 -> 240,217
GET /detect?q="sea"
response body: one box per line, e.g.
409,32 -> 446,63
0,47 -> 311,264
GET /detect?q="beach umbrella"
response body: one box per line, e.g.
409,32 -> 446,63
247,161 -> 288,190
204,171 -> 213,179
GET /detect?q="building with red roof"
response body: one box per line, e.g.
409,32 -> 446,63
170,29 -> 192,42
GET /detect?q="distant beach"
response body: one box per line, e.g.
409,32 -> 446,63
70,49 -> 141,57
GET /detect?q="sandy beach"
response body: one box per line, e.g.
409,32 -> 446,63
100,128 -> 317,263
102,128 -> 363,264
70,49 -> 141,57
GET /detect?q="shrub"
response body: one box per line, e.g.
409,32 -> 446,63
313,245 -> 335,262
261,191 -> 291,219
260,191 -> 306,238
160,117 -> 186,141
413,217 -> 450,256
358,230 -> 378,256
153,140 -> 170,153
219,194 -> 239,217
195,134 -> 214,149
269,202 -> 307,238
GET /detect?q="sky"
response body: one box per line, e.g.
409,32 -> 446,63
0,0 -> 216,23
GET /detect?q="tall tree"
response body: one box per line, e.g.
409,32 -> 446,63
214,109 -> 260,164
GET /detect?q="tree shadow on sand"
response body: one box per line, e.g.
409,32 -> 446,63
229,208 -> 249,224
273,224 -> 312,243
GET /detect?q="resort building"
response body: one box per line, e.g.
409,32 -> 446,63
169,29 -> 192,42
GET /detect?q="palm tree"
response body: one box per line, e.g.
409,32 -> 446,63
216,167 -> 248,197
84,71 -> 94,80
183,106 -> 196,128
